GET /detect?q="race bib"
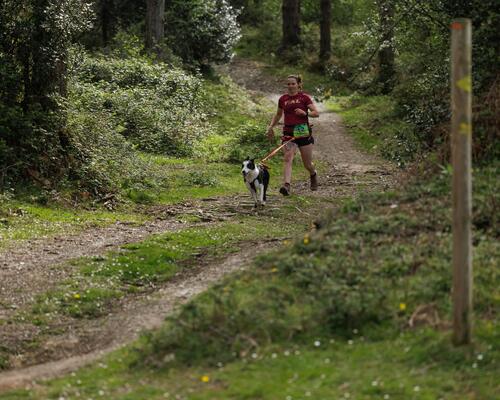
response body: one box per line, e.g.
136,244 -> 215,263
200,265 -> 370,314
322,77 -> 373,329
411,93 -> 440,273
293,123 -> 310,138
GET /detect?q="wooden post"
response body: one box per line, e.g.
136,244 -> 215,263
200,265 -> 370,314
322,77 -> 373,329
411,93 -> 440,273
451,18 -> 472,346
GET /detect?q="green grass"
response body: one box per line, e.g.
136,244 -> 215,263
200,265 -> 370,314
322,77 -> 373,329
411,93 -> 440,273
3,56 -> 498,399
22,192 -> 324,325
131,165 -> 497,370
202,74 -> 272,132
0,53 -> 332,249
77,219 -> 301,287
4,323 -> 498,399
124,157 -> 246,204
32,287 -> 122,319
0,190 -> 326,369
130,151 -> 328,206
0,68 -> 277,247
3,164 -> 498,399
326,94 -> 418,166
0,198 -> 147,250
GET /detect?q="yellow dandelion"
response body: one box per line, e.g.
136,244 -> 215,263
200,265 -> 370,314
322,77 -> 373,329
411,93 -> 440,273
201,375 -> 210,383
271,267 -> 278,273
74,293 -> 81,299
283,240 -> 290,246
303,234 -> 310,245
399,302 -> 407,311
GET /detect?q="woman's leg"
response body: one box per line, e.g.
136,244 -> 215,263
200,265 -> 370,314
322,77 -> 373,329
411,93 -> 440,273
298,144 -> 316,175
282,143 -> 296,184
299,143 -> 318,190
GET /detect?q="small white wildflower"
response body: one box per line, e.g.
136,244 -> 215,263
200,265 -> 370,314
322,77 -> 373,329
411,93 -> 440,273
284,350 -> 290,356
314,340 -> 321,347
372,380 -> 379,387
413,386 -> 420,392
324,358 -> 331,364
384,395 -> 390,399
348,340 -> 353,345
272,353 -> 278,359
477,354 -> 483,361
472,362 -> 478,368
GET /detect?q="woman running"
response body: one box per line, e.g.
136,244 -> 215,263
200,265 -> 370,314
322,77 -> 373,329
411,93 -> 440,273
266,74 -> 319,195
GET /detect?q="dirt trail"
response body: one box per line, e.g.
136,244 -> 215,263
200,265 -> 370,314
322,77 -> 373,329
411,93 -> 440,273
0,242 -> 278,392
0,58 -> 393,392
220,58 -> 393,194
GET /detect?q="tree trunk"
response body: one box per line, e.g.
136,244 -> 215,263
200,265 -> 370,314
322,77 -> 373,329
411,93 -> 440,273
145,0 -> 165,55
319,0 -> 331,61
101,0 -> 115,47
377,0 -> 395,93
281,0 -> 301,50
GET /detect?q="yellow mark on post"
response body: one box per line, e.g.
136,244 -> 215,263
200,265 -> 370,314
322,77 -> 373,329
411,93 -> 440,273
459,122 -> 472,136
456,75 -> 472,92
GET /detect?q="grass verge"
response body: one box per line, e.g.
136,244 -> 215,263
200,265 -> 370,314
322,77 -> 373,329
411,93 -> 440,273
0,198 -> 148,250
326,94 -> 418,166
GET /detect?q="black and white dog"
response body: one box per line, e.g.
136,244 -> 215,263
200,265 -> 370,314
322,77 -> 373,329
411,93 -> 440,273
241,158 -> 270,207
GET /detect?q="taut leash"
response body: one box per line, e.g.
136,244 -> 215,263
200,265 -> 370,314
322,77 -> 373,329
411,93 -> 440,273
259,136 -> 296,168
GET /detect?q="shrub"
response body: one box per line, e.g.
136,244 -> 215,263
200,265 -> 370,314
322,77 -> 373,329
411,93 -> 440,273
65,103 -> 153,195
165,0 -> 241,67
226,121 -> 272,162
70,52 -> 212,156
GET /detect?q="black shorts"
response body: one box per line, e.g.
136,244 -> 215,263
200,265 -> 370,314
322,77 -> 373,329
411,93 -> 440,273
282,135 -> 314,147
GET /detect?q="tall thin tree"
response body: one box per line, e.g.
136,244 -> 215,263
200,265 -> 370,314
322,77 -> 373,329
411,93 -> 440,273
281,0 -> 301,51
145,0 -> 165,55
101,0 -> 115,46
377,0 -> 395,93
319,0 -> 331,61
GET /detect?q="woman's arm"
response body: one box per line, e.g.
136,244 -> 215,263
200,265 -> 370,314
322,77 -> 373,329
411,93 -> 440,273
307,102 -> 319,118
267,107 -> 284,140
294,102 -> 319,118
